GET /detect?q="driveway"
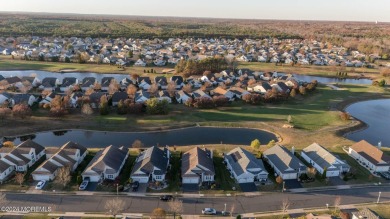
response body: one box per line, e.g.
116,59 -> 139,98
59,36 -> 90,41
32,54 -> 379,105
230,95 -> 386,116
284,180 -> 302,189
329,176 -> 346,186
129,183 -> 148,193
239,183 -> 258,192
85,182 -> 98,191
182,184 -> 199,193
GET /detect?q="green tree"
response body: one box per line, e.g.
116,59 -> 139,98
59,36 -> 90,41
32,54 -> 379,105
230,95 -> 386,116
65,57 -> 71,63
251,139 -> 261,150
145,98 -> 169,115
117,100 -> 127,115
322,167 -> 327,179
128,50 -> 133,58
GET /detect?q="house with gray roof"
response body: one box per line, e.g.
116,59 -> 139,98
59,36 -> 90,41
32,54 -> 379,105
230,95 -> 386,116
301,143 -> 350,177
11,94 -> 36,107
82,145 -> 128,182
224,147 -> 268,183
1,140 -> 45,172
40,77 -> 60,91
111,91 -> 128,106
81,77 -> 96,91
130,146 -> 170,183
0,92 -> 12,106
263,145 -> 306,180
101,77 -> 114,91
32,141 -> 87,181
60,77 -> 78,92
0,75 -> 4,81
182,147 -> 215,184
351,208 -> 381,219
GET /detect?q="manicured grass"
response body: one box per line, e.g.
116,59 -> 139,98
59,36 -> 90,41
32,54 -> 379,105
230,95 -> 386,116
156,151 -> 181,192
119,152 -> 137,186
364,205 -> 390,218
0,57 -> 174,77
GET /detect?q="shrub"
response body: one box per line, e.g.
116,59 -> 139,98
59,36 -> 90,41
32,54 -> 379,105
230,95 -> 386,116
340,112 -> 351,121
193,97 -> 214,109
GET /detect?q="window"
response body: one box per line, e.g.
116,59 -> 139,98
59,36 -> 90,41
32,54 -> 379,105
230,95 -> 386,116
107,175 -> 114,179
155,175 -> 162,180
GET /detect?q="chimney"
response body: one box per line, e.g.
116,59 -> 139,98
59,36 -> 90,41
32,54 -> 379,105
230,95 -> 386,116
291,146 -> 295,155
378,141 -> 382,149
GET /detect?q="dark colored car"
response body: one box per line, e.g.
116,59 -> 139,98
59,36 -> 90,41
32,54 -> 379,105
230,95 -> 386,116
132,181 -> 139,191
160,195 -> 173,201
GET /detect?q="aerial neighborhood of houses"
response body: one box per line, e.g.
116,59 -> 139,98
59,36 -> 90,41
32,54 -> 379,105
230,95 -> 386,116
0,138 -> 388,194
0,36 -> 379,68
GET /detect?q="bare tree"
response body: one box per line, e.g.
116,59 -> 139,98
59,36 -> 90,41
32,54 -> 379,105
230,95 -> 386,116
151,208 -> 166,219
132,139 -> 144,149
81,104 -> 93,115
56,166 -> 71,188
19,81 -> 32,93
15,172 -> 25,186
108,79 -> 120,95
167,81 -> 177,97
93,82 -> 102,90
168,199 -> 183,218
306,167 -> 317,179
85,88 -> 95,96
0,108 -> 11,122
148,84 -> 159,97
105,198 -> 125,218
182,84 -> 192,93
230,203 -> 235,217
12,104 -> 32,119
334,196 -> 341,214
126,84 -> 137,98
281,198 -> 291,215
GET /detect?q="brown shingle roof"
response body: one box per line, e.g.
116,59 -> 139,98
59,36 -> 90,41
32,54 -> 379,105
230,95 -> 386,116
350,140 -> 390,166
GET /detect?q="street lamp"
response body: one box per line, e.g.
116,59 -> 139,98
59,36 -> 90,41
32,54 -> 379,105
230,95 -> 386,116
282,181 -> 285,192
377,191 -> 381,204
116,183 -> 119,196
224,203 -> 227,215
326,203 -> 329,209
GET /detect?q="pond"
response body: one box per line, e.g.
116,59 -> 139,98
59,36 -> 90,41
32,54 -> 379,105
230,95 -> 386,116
345,99 -> 390,147
5,127 -> 278,148
292,74 -> 372,85
0,70 -> 372,85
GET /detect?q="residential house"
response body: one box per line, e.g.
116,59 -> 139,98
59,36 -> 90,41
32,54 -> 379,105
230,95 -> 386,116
0,76 -> 22,90
130,146 -> 170,183
32,142 -> 87,181
137,77 -> 152,90
175,90 -> 191,104
305,213 -> 335,219
156,90 -> 171,103
111,92 -> 128,106
210,87 -> 235,101
155,77 -> 168,90
1,140 -> 45,172
11,94 -> 36,107
89,92 -> 106,108
134,59 -> 146,67
81,77 -> 96,91
351,208 -> 381,219
70,92 -> 83,108
182,147 -> 215,184
0,92 -> 12,106
247,82 -> 272,94
135,90 -> 150,103
348,140 -> 390,172
82,145 -> 128,182
301,143 -> 350,177
21,76 -> 40,87
192,89 -> 211,99
60,77 -> 78,92
170,76 -> 184,89
39,92 -> 57,106
0,159 -> 14,182
229,87 -> 250,99
263,145 -> 306,180
40,77 -> 60,91
224,147 -> 268,183
101,77 -> 114,91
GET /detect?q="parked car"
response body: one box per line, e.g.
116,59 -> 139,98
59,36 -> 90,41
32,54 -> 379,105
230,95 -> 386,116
79,180 -> 89,190
202,208 -> 217,215
160,195 -> 173,201
35,180 -> 46,190
132,181 -> 139,191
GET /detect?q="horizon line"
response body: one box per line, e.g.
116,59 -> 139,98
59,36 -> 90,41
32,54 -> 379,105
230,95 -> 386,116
0,11 -> 386,23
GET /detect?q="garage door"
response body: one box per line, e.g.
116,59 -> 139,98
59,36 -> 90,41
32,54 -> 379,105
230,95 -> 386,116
32,174 -> 52,181
282,173 -> 297,180
238,178 -> 253,183
326,171 -> 339,177
183,177 -> 199,184
131,177 -> 149,183
83,175 -> 101,182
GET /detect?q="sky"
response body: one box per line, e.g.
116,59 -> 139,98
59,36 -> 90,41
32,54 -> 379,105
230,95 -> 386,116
1,0 -> 390,22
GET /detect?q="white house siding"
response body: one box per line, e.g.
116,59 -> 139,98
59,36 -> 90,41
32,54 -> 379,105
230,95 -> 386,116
0,166 -> 14,182
349,148 -> 390,172
32,173 -> 54,181
301,152 -> 340,177
282,172 -> 298,180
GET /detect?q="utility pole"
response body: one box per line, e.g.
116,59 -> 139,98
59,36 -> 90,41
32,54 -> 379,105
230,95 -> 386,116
282,181 -> 285,192
116,183 -> 119,196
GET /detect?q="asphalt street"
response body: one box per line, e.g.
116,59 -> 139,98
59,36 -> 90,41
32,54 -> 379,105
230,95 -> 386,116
2,186 -> 390,214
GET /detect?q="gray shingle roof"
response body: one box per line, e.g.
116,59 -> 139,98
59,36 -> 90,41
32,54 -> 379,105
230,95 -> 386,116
263,145 -> 306,174
302,143 -> 350,171
182,147 -> 215,177
83,145 -> 128,175
0,160 -> 11,172
17,140 -> 45,155
225,147 -> 267,176
131,146 -> 169,177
